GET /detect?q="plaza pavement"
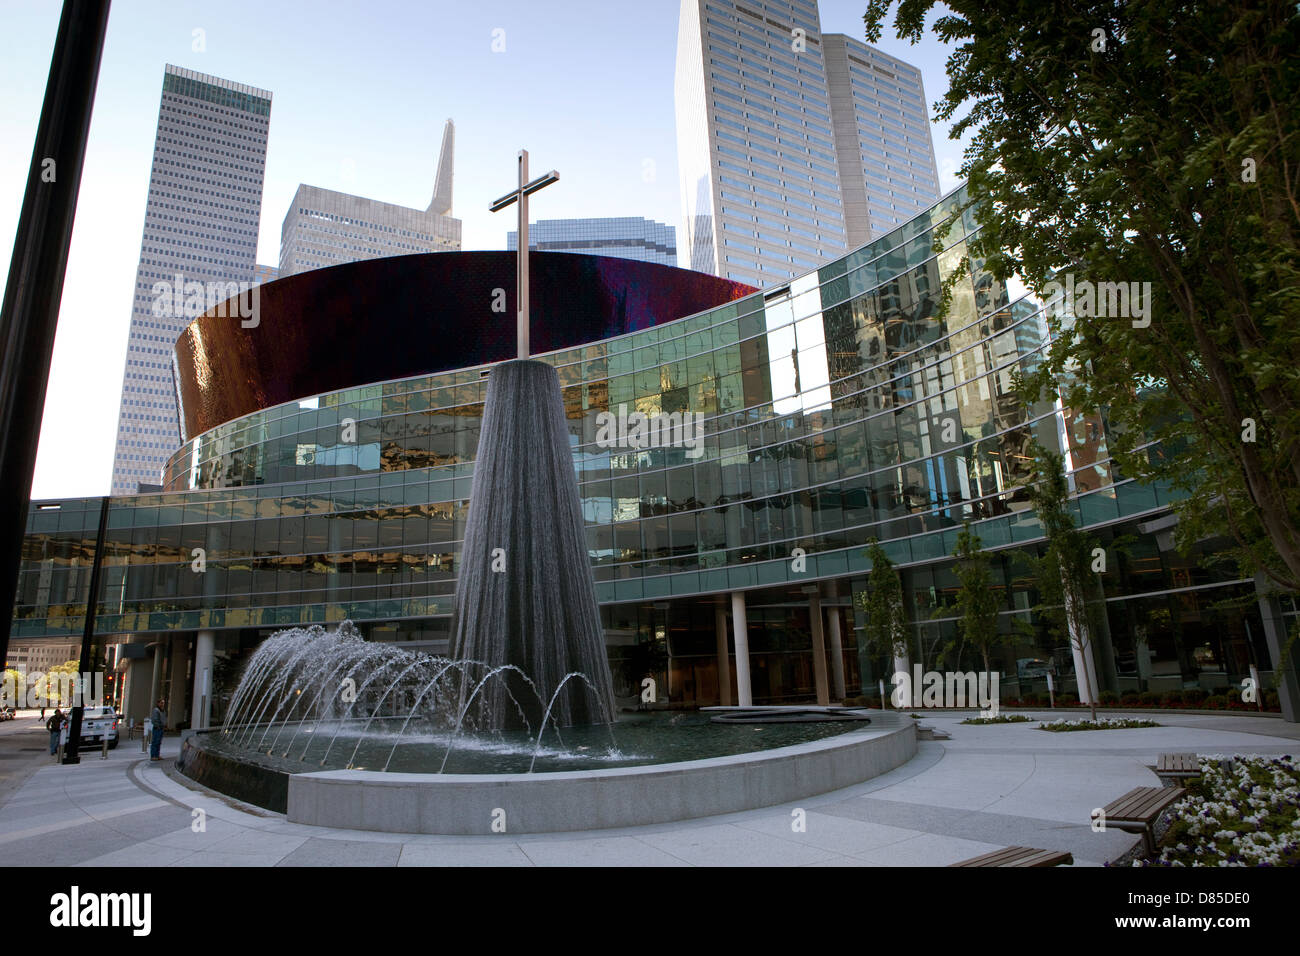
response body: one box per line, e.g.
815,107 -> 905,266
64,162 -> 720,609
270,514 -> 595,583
0,710 -> 1295,867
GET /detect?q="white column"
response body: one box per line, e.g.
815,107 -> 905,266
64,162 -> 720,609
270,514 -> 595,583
192,630 -> 215,730
731,591 -> 752,707
714,598 -> 732,706
827,603 -> 846,702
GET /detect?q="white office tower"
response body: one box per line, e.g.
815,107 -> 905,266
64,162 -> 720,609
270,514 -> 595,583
674,0 -> 940,283
109,65 -> 271,497
823,33 -> 941,244
278,119 -> 461,277
675,0 -> 846,284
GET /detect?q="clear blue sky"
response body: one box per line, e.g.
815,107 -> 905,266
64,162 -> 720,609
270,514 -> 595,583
0,0 -> 965,500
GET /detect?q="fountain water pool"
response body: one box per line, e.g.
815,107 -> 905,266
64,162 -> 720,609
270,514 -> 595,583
177,620 -> 919,832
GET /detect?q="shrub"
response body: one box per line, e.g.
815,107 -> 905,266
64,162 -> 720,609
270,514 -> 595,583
1204,694 -> 1226,710
1056,692 -> 1077,706
1120,690 -> 1142,705
1264,689 -> 1280,711
1160,690 -> 1183,708
1140,691 -> 1161,706
1099,690 -> 1119,705
1022,693 -> 1040,706
1181,688 -> 1207,706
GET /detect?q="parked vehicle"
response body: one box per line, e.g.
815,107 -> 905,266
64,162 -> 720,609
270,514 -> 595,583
76,706 -> 119,749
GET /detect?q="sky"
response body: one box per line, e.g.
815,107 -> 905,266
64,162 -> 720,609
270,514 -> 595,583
0,0 -> 966,501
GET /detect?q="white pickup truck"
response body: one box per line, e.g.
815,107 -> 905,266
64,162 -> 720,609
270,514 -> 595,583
76,706 -> 120,750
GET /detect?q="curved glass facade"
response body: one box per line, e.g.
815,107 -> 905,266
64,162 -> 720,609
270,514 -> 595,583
15,186 -> 1291,716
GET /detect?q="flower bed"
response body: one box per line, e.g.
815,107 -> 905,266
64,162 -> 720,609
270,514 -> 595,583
1037,717 -> 1161,732
960,714 -> 1035,725
1139,755 -> 1300,866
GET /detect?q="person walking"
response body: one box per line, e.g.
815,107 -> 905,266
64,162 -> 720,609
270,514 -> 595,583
149,699 -> 166,761
46,708 -> 65,756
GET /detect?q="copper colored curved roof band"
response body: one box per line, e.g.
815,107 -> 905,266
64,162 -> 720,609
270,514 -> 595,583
173,251 -> 757,440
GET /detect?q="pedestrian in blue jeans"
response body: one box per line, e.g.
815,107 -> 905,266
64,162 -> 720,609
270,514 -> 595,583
149,699 -> 166,760
47,708 -> 65,755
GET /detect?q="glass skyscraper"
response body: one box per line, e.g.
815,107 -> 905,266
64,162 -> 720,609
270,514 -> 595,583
507,217 -> 677,266
109,65 -> 271,497
674,0 -> 940,283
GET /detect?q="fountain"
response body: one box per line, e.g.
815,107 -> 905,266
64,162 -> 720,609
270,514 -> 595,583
176,361 -> 917,832
450,359 -> 615,730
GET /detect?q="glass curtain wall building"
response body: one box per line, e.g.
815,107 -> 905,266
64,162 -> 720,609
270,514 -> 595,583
508,218 -> 678,266
15,186 -> 1298,725
109,65 -> 272,496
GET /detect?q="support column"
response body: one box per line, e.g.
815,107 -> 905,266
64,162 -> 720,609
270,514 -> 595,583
714,598 -> 732,706
805,586 -> 829,705
148,638 -> 164,718
827,601 -> 846,702
192,629 -> 215,730
730,591 -> 752,707
166,636 -> 189,727
1256,574 -> 1299,722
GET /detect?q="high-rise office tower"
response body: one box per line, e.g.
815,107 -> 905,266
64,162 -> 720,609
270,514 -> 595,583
109,65 -> 271,497
675,0 -> 846,284
823,33 -> 940,244
278,120 -> 460,277
507,217 -> 677,266
674,0 -> 940,284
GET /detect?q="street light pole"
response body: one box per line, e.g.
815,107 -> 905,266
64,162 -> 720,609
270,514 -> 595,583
0,1 -> 111,672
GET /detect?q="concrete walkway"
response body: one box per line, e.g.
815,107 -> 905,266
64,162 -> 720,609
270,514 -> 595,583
0,711 -> 1293,867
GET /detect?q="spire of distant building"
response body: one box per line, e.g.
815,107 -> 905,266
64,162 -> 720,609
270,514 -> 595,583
279,118 -> 461,277
428,118 -> 454,216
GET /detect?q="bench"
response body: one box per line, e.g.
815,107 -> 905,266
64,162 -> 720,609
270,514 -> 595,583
950,846 -> 1073,867
1100,786 -> 1188,857
1155,752 -> 1201,786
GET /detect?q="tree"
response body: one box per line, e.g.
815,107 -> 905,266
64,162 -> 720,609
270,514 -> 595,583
948,521 -> 1009,676
32,660 -> 80,709
855,539 -> 912,688
1,668 -> 25,709
863,1 -> 1300,595
1023,446 -> 1103,719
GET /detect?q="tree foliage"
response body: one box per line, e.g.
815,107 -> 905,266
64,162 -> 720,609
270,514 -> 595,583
1023,446 -> 1103,719
947,521 -> 1009,674
855,539 -> 911,661
865,0 -> 1300,592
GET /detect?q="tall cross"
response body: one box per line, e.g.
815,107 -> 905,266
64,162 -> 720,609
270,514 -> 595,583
489,150 -> 559,359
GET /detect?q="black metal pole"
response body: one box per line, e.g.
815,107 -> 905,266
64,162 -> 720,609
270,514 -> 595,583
63,494 -> 109,764
0,1 -> 111,672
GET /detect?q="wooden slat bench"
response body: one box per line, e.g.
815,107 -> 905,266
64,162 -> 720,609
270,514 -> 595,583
1155,752 -> 1201,786
1100,786 -> 1188,857
950,846 -> 1073,867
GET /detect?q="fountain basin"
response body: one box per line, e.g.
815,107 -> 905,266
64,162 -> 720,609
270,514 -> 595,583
283,717 -> 915,834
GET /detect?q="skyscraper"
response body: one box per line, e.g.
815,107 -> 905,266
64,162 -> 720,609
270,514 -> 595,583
823,33 -> 940,244
507,217 -> 677,266
277,120 -> 460,277
109,65 -> 271,497
673,0 -> 940,283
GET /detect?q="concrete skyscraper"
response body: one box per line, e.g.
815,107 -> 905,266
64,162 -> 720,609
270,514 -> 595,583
823,33 -> 941,244
109,65 -> 271,496
674,0 -> 940,284
278,120 -> 460,277
507,217 -> 677,266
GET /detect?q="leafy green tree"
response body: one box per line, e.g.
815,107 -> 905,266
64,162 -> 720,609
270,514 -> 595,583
863,1 -> 1300,595
1023,446 -> 1103,719
947,521 -> 1009,676
855,539 -> 912,680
